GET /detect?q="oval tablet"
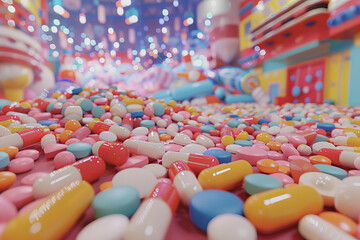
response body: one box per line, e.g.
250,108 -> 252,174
244,174 -> 282,195
112,168 -> 157,198
8,157 -> 34,174
15,150 -> 39,161
67,142 -> 92,159
0,171 -> 16,191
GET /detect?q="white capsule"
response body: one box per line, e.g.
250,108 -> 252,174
312,142 -> 335,154
173,133 -> 192,146
132,127 -> 149,136
109,125 -> 130,140
180,144 -> 207,154
110,104 -> 127,117
156,119 -> 167,128
166,123 -> 179,137
126,104 -> 143,113
99,131 -> 117,142
148,131 -> 160,143
297,144 -> 312,156
196,135 -> 215,148
41,134 -> 57,149
123,140 -> 165,159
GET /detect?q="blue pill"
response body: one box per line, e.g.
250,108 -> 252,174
234,140 -> 253,147
130,111 -> 144,118
314,164 -> 347,179
317,123 -> 335,132
201,125 -> 215,133
190,190 -> 243,231
80,99 -> 93,112
314,134 -> 328,143
67,142 -> 93,159
228,119 -> 241,128
38,120 -> 58,126
92,186 -> 140,218
92,106 -> 105,118
203,149 -> 232,164
90,94 -> 102,102
0,151 -> 10,169
72,88 -> 83,94
244,174 -> 283,195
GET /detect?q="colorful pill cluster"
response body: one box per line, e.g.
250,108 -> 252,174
0,87 -> 360,240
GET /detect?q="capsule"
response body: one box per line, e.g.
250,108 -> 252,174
162,151 -> 219,174
169,161 -> 203,205
32,165 -> 82,199
198,160 -> 252,190
334,136 -> 360,147
123,139 -> 165,159
92,122 -> 111,134
123,178 -> 180,240
336,146 -> 360,153
92,141 -> 129,166
298,214 -> 357,240
1,180 -> 94,240
72,156 -> 106,182
244,185 -> 324,233
0,128 -> 43,148
318,148 -> 360,169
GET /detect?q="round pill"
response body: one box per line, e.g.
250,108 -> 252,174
92,186 -> 141,218
80,99 -> 93,112
207,214 -> 257,240
190,190 -> 243,231
0,151 -> 10,169
256,159 -> 279,173
99,131 -> 117,142
67,142 -> 92,159
76,214 -> 129,240
8,157 -> 34,174
203,149 -> 232,164
92,106 -> 105,118
152,102 -> 165,116
244,174 -> 283,195
0,171 -> 16,191
314,164 -> 347,179
142,164 -> 167,178
54,151 -> 76,169
112,168 -> 157,198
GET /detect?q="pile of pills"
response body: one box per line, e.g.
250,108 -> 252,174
0,87 -> 360,240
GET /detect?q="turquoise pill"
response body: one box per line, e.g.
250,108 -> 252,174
234,140 -> 253,147
228,119 -> 241,128
92,106 -> 105,118
66,142 -> 92,159
201,125 -> 215,133
140,120 -> 155,128
314,164 -> 347,179
0,151 -> 10,168
80,99 -> 93,112
92,186 -> 140,218
244,174 -> 283,195
152,102 -> 165,116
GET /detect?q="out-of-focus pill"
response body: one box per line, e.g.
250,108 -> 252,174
203,149 -> 232,164
92,186 -> 140,218
15,149 -> 39,160
44,144 -> 68,159
0,171 -> 16,191
76,214 -> 129,240
298,214 -> 357,240
319,211 -> 357,236
290,159 -> 321,183
20,172 -> 48,186
1,186 -> 34,208
299,172 -> 341,207
244,174 -> 282,195
334,176 -> 360,220
207,214 -> 257,240
196,135 -> 215,148
0,196 -> 17,223
8,157 -> 34,174
312,142 -> 335,154
180,144 -> 207,154
99,131 -> 117,142
41,133 -> 57,149
0,152 -> 10,169
189,190 -> 243,231
198,160 -> 252,191
318,148 -> 360,169
235,147 -> 268,166
244,185 -> 323,233
174,133 -> 192,146
1,181 -> 94,240
123,140 -> 165,159
142,164 -> 167,178
32,165 -> 82,199
112,168 -> 157,198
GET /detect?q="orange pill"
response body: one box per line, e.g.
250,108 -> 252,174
278,165 -> 291,175
99,181 -> 113,192
256,159 -> 279,173
266,141 -> 282,151
101,105 -> 110,111
59,130 -> 73,144
0,146 -> 19,159
65,120 -> 81,132
319,211 -> 357,236
309,155 -> 331,165
49,124 -> 61,131
0,171 -> 16,191
159,134 -> 172,141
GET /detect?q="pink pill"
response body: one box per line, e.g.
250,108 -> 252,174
65,138 -> 81,145
178,111 -> 191,119
116,155 -> 149,171
54,127 -> 65,134
53,151 -> 76,169
82,137 -> 96,145
89,134 -> 100,142
52,114 -> 63,119
8,157 -> 34,174
281,143 -> 300,157
71,127 -> 91,140
44,144 -> 68,159
180,129 -> 193,139
253,143 -> 270,151
94,97 -> 108,105
144,105 -> 154,116
63,102 -> 74,108
215,143 -> 225,149
100,112 -> 112,121
288,155 -> 310,163
18,197 -> 47,215
287,134 -> 307,147
15,149 -> 39,161
348,170 -> 360,176
1,186 -> 34,208
165,144 -> 183,152
20,172 -> 49,186
276,160 -> 290,167
129,135 -> 148,141
33,112 -> 51,121
267,151 -> 285,160
270,173 -> 294,186
0,196 -> 17,222
142,115 -> 150,120
236,147 -> 268,166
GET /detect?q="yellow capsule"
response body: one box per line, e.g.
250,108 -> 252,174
123,98 -> 143,106
198,160 -> 252,191
344,128 -> 360,137
1,181 -> 94,240
244,185 -> 323,233
0,119 -> 14,127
